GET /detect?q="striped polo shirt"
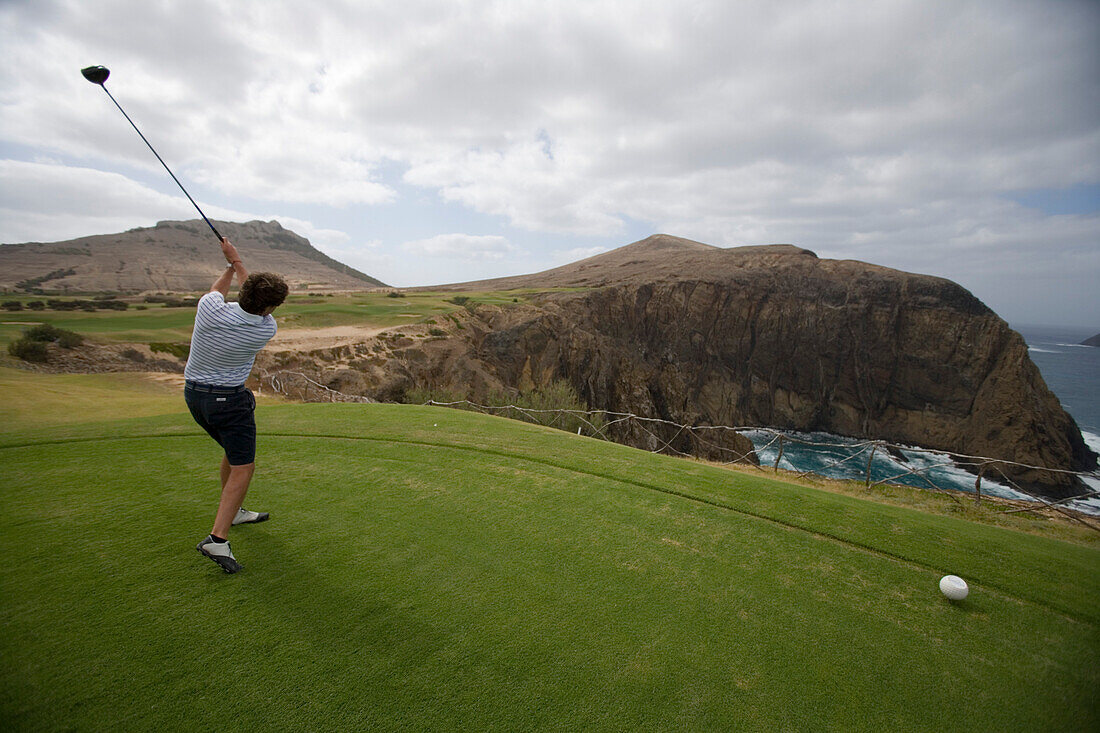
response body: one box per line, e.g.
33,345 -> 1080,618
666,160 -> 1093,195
184,291 -> 277,387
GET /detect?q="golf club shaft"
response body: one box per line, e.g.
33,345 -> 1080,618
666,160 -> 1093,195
99,86 -> 223,242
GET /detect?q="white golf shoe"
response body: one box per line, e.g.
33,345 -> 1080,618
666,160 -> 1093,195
232,507 -> 269,525
196,535 -> 242,574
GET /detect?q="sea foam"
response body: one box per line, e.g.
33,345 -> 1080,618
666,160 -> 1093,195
742,429 -> 1100,513
743,430 -> 1025,500
1072,431 -> 1100,517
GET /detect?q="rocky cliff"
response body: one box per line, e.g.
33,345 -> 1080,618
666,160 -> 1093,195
265,235 -> 1097,499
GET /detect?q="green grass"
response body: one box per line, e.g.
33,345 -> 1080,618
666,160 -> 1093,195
0,290 -> 533,348
1,370 -> 1098,730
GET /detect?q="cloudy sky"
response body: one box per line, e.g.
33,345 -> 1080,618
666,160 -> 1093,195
1,0 -> 1097,327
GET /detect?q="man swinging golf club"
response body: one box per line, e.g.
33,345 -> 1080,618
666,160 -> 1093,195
79,66 -> 288,572
187,237 -> 288,573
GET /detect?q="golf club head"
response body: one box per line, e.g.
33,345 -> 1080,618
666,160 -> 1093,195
81,65 -> 110,86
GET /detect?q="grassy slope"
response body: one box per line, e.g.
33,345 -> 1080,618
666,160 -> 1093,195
1,371 -> 1097,731
0,291 -> 527,347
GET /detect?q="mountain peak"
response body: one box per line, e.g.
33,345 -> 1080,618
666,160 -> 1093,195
617,233 -> 716,254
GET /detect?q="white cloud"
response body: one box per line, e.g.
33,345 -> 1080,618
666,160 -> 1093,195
6,0 -> 1098,232
0,159 -> 352,249
552,246 -> 609,264
267,217 -> 350,249
1,0 -> 1098,322
0,159 -> 199,242
400,233 -> 518,261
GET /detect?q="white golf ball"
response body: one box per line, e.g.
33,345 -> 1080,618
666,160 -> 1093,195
939,575 -> 969,601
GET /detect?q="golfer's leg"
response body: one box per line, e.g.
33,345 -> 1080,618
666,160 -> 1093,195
220,454 -> 232,490
211,462 -> 255,538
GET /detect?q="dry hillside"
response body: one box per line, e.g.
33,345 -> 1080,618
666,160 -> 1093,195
0,219 -> 386,293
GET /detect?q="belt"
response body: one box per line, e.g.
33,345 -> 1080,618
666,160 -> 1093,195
185,381 -> 247,394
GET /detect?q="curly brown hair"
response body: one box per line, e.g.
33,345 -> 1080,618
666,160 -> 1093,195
238,272 -> 288,315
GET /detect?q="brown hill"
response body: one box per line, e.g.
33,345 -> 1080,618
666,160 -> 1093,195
299,235 -> 1097,499
419,234 -> 814,291
0,219 -> 387,293
13,228 -> 1093,499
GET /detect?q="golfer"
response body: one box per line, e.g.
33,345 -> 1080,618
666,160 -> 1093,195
186,237 -> 288,573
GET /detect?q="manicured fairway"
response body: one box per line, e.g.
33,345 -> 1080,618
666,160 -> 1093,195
0,290 -> 539,347
1,379 -> 1098,730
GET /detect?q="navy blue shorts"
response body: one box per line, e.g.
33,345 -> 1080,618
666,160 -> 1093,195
184,382 -> 257,465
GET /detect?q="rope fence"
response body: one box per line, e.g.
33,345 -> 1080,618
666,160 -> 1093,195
254,370 -> 1100,531
258,370 -> 373,404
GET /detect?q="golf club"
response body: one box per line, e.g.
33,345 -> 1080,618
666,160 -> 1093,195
81,65 -> 223,243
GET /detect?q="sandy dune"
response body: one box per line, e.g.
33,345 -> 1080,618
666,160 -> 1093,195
266,325 -> 390,352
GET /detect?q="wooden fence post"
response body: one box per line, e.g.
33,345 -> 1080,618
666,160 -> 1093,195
865,444 -> 877,487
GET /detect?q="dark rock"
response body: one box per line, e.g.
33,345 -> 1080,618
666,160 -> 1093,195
376,238 -> 1098,498
251,235 -> 1096,499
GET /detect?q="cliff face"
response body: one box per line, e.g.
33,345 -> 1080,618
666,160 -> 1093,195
453,247 -> 1094,497
259,235 -> 1095,499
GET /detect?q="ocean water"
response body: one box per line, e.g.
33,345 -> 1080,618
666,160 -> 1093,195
1017,324 -> 1100,515
1016,324 -> 1100,437
744,323 -> 1100,514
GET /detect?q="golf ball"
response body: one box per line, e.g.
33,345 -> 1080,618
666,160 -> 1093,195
939,575 -> 969,601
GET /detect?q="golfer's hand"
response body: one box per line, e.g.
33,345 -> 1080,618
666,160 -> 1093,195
220,237 -> 242,265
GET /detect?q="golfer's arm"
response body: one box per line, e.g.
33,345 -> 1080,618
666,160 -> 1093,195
210,261 -> 248,296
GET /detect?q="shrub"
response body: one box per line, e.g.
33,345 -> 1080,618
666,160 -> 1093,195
428,328 -> 446,337
44,299 -> 121,311
447,295 -> 469,306
121,348 -> 145,362
27,301 -> 45,311
386,291 -> 405,298
8,338 -> 48,362
3,300 -> 23,311
57,331 -> 83,348
16,268 -> 75,291
143,295 -> 198,307
18,323 -> 83,350
405,386 -> 468,405
408,380 -> 606,437
24,324 -> 63,342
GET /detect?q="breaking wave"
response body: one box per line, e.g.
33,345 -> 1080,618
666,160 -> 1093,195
743,429 -> 1100,515
1070,431 -> 1100,516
